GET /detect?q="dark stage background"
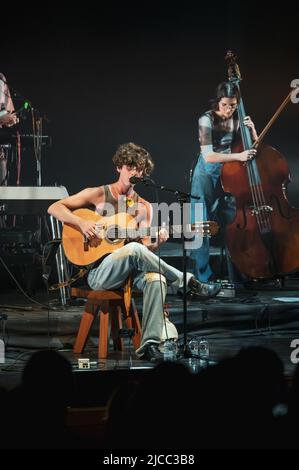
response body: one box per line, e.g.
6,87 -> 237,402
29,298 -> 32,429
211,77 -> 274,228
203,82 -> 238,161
1,2 -> 299,205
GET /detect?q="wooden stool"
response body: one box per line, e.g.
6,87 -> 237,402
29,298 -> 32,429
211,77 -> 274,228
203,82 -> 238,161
71,278 -> 142,359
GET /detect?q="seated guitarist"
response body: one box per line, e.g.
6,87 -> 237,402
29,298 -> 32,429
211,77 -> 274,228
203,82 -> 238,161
48,142 -> 221,362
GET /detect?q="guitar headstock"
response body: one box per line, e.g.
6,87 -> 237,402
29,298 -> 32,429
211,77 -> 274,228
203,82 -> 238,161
192,221 -> 219,237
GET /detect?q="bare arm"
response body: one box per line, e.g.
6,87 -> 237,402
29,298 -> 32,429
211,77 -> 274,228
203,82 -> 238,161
48,187 -> 104,238
199,114 -> 257,164
0,111 -> 19,127
204,150 -> 256,163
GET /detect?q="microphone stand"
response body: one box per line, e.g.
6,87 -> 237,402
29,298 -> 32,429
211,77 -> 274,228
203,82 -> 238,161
135,178 -> 200,357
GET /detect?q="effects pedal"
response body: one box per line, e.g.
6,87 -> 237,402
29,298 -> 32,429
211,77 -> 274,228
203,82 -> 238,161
216,280 -> 235,298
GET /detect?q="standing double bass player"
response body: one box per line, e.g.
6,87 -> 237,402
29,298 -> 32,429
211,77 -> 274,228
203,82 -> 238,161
190,80 -> 258,283
220,52 -> 299,280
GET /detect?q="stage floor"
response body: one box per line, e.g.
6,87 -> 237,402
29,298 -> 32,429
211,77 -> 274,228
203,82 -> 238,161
1,275 -> 299,403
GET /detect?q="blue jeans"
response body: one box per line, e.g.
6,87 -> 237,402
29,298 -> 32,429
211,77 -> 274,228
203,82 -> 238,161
190,156 -> 238,282
190,159 -> 221,282
87,242 -> 194,355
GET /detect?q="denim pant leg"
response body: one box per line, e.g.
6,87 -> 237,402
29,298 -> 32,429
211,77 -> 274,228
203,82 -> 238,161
87,243 -> 194,354
190,164 -> 216,282
134,272 -> 167,355
87,242 -> 193,290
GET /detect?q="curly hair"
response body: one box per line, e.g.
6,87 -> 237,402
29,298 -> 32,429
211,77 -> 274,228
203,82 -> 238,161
112,142 -> 154,175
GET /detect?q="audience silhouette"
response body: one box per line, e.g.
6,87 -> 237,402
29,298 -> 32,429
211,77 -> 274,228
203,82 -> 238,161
1,346 -> 298,450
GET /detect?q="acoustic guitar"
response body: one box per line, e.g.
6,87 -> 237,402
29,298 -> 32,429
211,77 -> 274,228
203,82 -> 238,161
62,208 -> 219,267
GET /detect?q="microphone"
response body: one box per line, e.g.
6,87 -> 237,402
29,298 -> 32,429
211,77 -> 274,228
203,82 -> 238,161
129,176 -> 150,184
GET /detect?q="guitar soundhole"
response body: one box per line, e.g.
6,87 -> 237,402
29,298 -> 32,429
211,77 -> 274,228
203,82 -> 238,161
106,225 -> 123,244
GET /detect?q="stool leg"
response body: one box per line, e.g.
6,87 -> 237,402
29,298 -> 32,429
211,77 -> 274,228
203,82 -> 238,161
74,302 -> 96,354
111,304 -> 124,351
99,301 -> 110,359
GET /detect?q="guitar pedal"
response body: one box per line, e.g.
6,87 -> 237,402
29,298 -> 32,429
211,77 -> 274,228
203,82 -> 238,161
216,280 -> 235,298
78,358 -> 90,369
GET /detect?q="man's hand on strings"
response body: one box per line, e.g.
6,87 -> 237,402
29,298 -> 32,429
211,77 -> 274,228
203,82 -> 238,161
78,219 -> 102,247
156,223 -> 169,245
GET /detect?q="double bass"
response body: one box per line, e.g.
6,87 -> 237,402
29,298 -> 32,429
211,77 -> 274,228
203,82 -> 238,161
221,52 -> 299,279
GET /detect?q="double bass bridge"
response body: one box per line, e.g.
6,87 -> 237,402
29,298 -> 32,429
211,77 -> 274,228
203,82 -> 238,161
250,205 -> 273,216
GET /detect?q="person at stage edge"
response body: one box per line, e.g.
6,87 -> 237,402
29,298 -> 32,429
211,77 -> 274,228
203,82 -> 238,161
190,81 -> 258,282
0,73 -> 19,187
48,142 -> 221,362
0,73 -> 18,128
